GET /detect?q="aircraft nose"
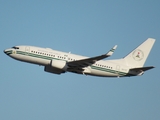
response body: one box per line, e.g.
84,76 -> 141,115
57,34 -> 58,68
4,49 -> 12,55
4,49 -> 7,54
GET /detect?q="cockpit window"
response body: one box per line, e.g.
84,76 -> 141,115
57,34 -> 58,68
12,46 -> 19,49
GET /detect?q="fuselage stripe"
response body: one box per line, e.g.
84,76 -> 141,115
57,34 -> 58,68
13,50 -> 128,76
91,66 -> 127,76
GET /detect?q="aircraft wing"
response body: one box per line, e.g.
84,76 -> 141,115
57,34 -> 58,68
67,45 -> 117,68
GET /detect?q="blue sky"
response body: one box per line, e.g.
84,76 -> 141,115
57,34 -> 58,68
0,0 -> 160,120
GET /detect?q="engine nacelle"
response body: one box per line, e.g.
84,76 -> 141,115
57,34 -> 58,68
50,59 -> 68,71
44,60 -> 68,74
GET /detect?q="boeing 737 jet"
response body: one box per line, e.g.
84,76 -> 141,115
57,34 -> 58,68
4,38 -> 155,77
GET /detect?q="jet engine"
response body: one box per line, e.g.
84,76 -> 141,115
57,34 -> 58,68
44,59 -> 68,74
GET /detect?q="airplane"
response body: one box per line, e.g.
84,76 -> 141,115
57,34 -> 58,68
4,38 -> 155,77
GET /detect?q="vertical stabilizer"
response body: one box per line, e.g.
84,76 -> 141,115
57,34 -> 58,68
123,38 -> 155,68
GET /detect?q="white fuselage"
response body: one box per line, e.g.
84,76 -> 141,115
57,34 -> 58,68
4,45 -> 130,77
4,38 -> 155,77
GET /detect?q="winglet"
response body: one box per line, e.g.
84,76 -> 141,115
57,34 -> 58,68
106,45 -> 117,56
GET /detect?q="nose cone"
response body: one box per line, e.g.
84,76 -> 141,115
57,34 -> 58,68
3,49 -> 12,55
3,50 -> 7,54
4,49 -> 7,54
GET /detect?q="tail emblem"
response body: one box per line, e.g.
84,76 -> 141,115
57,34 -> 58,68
132,49 -> 144,61
136,52 -> 140,58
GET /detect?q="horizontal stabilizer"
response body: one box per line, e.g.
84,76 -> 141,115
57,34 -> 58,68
130,66 -> 155,72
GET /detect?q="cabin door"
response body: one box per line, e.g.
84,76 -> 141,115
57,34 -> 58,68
25,47 -> 30,55
116,65 -> 120,76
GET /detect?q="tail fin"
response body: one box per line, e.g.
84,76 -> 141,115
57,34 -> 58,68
123,38 -> 155,68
